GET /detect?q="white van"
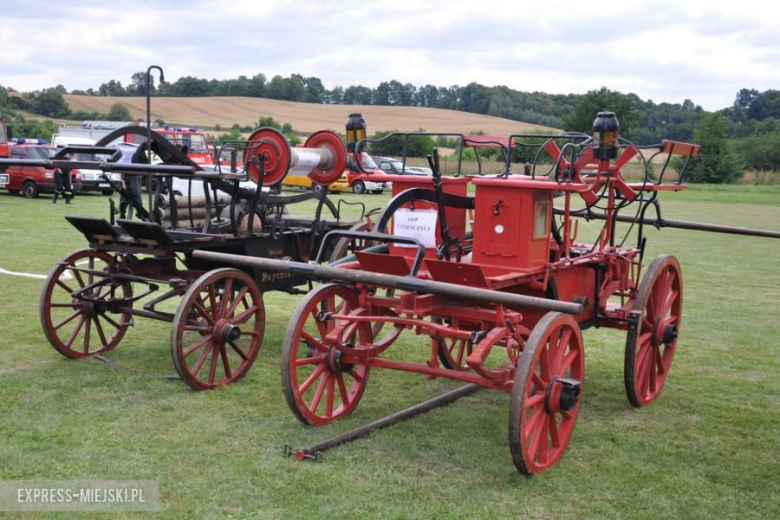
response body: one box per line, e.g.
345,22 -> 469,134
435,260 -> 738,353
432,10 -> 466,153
51,134 -> 122,194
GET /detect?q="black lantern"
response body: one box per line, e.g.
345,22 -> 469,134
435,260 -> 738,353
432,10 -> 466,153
345,113 -> 367,154
592,111 -> 619,160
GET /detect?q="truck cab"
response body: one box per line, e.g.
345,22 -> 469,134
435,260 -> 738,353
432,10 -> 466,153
156,126 -> 215,167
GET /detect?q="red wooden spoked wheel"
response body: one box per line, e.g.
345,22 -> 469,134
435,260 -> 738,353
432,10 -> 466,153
625,254 -> 683,407
40,249 -> 132,358
281,284 -> 372,426
435,317 -> 475,371
171,268 -> 264,391
509,312 -> 584,476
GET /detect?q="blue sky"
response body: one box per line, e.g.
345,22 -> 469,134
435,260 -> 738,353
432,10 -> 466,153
1,0 -> 778,110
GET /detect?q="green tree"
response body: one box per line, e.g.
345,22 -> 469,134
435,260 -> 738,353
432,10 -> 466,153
98,79 -> 125,96
327,86 -> 344,104
28,88 -> 71,118
734,132 -> 780,172
107,102 -> 132,120
12,116 -> 58,140
373,82 -> 391,105
126,72 -> 155,96
257,116 -> 281,130
369,130 -> 435,157
218,127 -> 243,144
303,77 -> 326,103
248,74 -> 267,98
675,112 -> 743,183
562,87 -> 639,140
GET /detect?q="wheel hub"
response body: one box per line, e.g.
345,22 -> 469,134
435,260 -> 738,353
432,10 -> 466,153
81,296 -> 102,318
214,320 -> 241,344
652,318 -> 676,346
544,376 -> 581,415
326,346 -> 354,373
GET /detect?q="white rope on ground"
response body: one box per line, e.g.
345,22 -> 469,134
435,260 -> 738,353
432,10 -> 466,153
0,266 -> 46,280
0,258 -> 91,281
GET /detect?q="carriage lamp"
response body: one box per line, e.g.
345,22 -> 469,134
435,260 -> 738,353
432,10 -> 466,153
592,111 -> 620,160
345,113 -> 367,153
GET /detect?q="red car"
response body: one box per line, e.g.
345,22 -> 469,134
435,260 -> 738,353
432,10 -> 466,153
2,139 -> 82,198
345,152 -> 393,194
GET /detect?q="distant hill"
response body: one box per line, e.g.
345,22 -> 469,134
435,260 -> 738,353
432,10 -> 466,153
62,95 -> 556,135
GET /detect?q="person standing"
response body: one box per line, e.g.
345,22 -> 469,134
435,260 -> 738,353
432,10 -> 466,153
52,165 -> 73,204
119,172 -> 144,219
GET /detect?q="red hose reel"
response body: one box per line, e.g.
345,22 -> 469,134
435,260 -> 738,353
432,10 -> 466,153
243,128 -> 346,186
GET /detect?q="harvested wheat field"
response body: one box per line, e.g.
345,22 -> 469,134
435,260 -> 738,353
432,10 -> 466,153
63,94 -> 555,135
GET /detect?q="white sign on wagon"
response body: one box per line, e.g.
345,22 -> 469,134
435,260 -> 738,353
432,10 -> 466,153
393,209 -> 438,248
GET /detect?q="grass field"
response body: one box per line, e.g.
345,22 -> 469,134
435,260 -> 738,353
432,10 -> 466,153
0,185 -> 778,518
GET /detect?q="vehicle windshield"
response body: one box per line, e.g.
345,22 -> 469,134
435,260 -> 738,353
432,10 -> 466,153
361,154 -> 378,169
163,133 -> 209,153
27,147 -> 54,160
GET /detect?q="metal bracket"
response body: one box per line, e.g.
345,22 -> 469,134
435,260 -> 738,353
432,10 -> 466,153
627,310 -> 641,332
468,330 -> 487,344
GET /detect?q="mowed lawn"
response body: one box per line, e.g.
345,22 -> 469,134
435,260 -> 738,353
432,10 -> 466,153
0,185 -> 778,519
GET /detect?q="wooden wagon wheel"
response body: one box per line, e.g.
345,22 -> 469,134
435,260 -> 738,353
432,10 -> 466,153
281,284 -> 372,426
328,221 -> 378,262
329,220 -> 397,340
170,268 -> 264,391
624,254 -> 682,407
435,317 -> 475,371
509,312 -> 584,476
40,249 -> 133,358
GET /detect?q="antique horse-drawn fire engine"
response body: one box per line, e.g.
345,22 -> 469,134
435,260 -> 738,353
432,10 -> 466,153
194,112 -> 706,474
0,124 -> 372,391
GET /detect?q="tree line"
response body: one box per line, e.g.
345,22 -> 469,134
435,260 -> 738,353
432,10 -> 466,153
2,73 -> 779,182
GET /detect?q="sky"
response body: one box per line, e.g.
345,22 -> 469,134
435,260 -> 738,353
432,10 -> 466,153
1,0 -> 778,111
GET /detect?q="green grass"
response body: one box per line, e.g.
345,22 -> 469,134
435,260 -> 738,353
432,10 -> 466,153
0,186 -> 779,519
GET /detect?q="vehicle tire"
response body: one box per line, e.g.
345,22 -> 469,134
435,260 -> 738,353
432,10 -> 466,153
352,180 -> 366,195
372,190 -> 384,195
101,189 -> 114,196
23,181 -> 39,199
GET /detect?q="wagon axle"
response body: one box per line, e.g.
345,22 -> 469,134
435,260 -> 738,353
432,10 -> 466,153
654,319 -> 677,346
545,376 -> 581,415
215,321 -> 242,344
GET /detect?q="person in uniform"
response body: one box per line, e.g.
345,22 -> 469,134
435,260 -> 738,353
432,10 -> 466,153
52,164 -> 73,204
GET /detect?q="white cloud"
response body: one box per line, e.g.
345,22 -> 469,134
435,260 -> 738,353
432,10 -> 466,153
0,0 -> 777,109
